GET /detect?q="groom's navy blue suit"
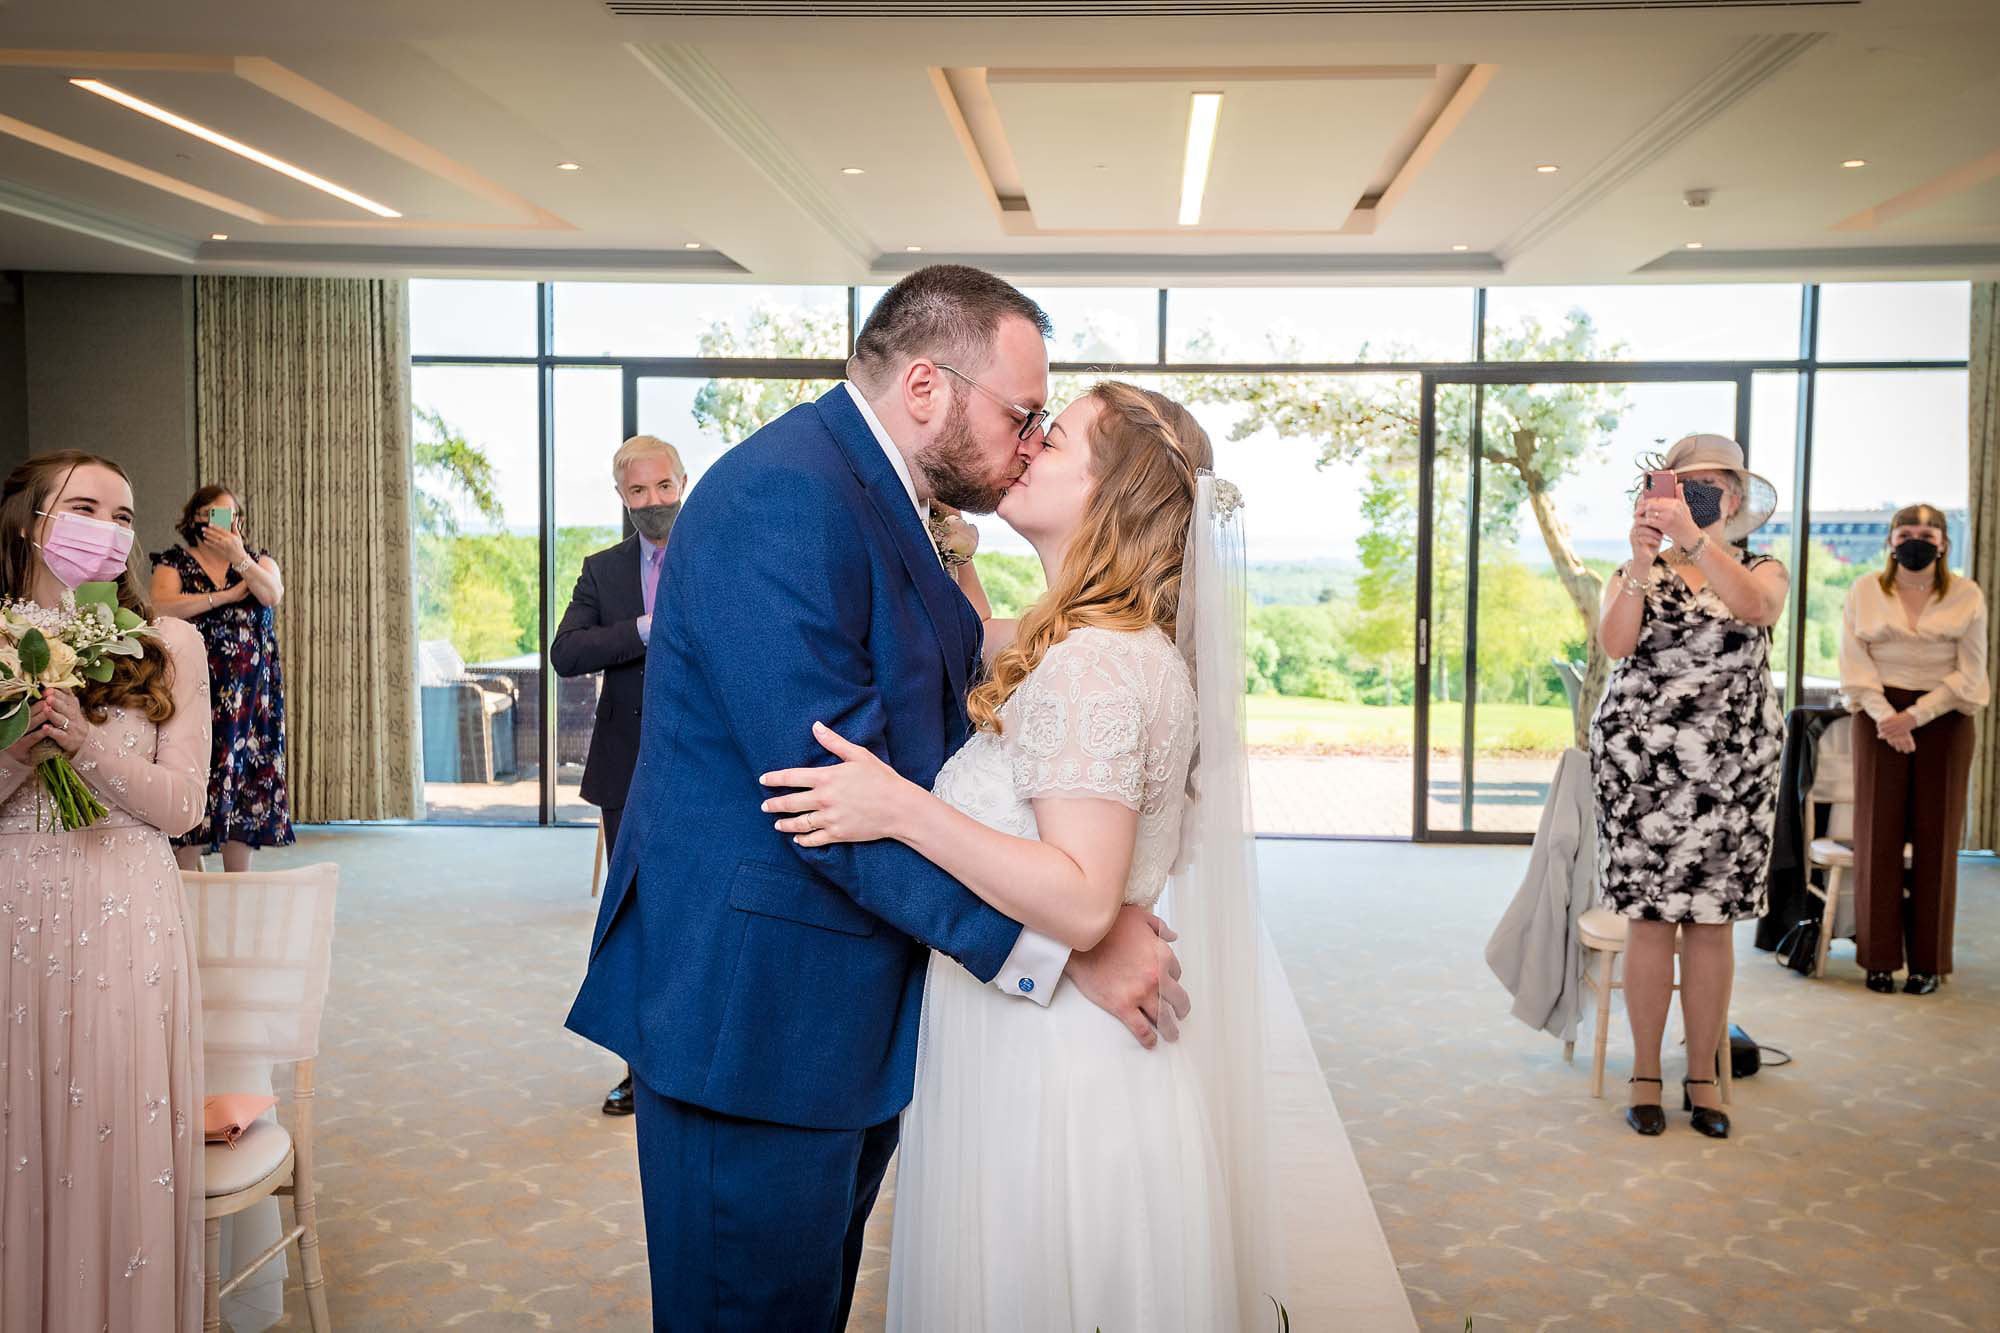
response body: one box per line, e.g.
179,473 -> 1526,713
566,387 -> 1031,1329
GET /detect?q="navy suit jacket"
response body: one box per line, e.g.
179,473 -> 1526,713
565,387 -> 1026,1130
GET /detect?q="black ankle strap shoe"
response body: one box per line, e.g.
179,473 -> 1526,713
1682,1077 -> 1729,1139
1625,1076 -> 1667,1137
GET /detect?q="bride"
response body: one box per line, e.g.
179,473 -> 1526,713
760,381 -> 1414,1331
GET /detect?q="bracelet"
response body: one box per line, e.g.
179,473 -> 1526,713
1620,574 -> 1647,599
1683,535 -> 1710,563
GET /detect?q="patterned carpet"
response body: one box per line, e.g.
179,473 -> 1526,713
240,828 -> 2000,1331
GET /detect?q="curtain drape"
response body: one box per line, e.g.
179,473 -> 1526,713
193,276 -> 420,821
1967,281 -> 1998,851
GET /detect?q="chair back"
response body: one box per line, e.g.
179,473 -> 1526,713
1807,715 -> 1856,840
182,864 -> 339,1068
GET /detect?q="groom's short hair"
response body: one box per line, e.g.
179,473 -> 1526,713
849,265 -> 1051,389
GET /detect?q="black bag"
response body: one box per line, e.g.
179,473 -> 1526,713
1774,917 -> 1820,976
1729,1024 -> 1761,1079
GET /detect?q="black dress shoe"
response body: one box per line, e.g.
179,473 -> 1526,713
1625,1076 -> 1667,1137
1865,970 -> 1897,994
1903,972 -> 1941,995
1682,1078 -> 1730,1139
602,1071 -> 635,1117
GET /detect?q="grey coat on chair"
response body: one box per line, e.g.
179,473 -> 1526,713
1485,748 -> 1596,1043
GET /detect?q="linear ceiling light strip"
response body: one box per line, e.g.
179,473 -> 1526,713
70,77 -> 401,219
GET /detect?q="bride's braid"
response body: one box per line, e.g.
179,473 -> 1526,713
966,381 -> 1211,736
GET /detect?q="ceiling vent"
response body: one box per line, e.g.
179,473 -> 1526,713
606,1 -> 1860,17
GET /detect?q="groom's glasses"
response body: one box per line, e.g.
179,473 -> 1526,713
933,363 -> 1050,443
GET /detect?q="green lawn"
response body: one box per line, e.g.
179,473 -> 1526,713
1244,694 -> 1574,756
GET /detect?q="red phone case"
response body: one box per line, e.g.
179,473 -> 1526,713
1644,470 -> 1677,499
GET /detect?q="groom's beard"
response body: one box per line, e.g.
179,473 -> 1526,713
915,397 -> 1015,514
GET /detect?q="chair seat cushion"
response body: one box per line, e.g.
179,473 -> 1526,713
1808,837 -> 1913,868
204,1117 -> 292,1197
1579,906 -> 1628,947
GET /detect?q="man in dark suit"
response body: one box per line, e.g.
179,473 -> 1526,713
552,432 -> 685,1116
565,266 -> 1187,1329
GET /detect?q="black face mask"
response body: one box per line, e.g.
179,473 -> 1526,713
1893,537 -> 1939,572
1682,480 -> 1726,531
629,502 -> 679,544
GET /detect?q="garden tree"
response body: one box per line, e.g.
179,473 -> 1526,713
1168,313 -> 1632,744
411,407 -> 521,661
690,303 -> 845,446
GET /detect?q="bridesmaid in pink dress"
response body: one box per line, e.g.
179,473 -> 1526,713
0,451 -> 212,1331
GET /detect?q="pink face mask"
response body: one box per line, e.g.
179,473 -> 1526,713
35,510 -> 135,588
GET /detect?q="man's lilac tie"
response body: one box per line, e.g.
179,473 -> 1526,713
643,549 -> 662,619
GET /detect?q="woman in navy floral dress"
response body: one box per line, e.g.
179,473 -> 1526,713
150,485 -> 295,871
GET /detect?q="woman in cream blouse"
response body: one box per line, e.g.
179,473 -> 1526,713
1839,502 -> 1989,994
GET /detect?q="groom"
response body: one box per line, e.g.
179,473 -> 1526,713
566,265 -> 1188,1330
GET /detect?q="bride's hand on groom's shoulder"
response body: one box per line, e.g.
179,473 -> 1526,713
760,722 -> 912,847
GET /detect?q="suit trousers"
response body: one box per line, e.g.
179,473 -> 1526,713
1852,688 -> 1974,975
631,1076 -> 898,1332
601,804 -> 625,863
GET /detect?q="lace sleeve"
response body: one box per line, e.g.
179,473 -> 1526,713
72,618 -> 212,836
1008,630 -> 1185,812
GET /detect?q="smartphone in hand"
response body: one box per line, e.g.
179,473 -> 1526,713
209,506 -> 234,531
1643,469 -> 1678,500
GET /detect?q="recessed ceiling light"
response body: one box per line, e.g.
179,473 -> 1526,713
905,245 -> 924,252
1535,164 -> 1560,174
1451,243 -> 1469,252
210,233 -> 228,241
69,78 -> 401,218
1841,158 -> 1868,169
1685,241 -> 1704,249
556,161 -> 582,172
840,167 -> 865,176
683,242 -> 701,249
1177,92 -> 1224,227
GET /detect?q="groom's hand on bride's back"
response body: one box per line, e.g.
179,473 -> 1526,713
1067,906 -> 1189,1050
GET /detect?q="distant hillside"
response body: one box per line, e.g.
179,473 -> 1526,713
1247,560 -> 1354,607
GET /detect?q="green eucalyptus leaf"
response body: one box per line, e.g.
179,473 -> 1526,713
84,658 -> 114,683
18,628 -> 49,677
73,581 -> 120,612
113,607 -> 144,632
0,700 -> 32,750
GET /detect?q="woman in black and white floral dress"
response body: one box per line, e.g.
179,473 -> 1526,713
1590,434 -> 1788,1141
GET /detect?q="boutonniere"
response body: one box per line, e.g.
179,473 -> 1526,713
927,511 -> 977,571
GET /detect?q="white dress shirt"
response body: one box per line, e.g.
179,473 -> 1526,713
844,382 -> 1069,1004
1840,573 -> 1990,726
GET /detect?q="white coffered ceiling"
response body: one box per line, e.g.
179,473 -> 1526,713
0,0 -> 1994,285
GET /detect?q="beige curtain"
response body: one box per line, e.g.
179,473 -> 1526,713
1968,282 -> 1999,851
193,277 -> 420,821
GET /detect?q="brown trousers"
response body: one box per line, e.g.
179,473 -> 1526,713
1852,687 -> 1975,975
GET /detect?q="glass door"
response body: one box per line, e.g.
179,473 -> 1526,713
1415,371 -> 1750,840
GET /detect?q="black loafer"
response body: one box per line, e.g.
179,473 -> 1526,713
1903,972 -> 1940,995
1865,970 -> 1897,994
602,1072 -> 635,1117
1626,1076 -> 1666,1137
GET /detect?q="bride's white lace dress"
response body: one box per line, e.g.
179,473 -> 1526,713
884,624 -> 1416,1328
887,625 -> 1236,1331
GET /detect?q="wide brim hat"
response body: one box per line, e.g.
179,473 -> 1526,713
1660,433 -> 1777,541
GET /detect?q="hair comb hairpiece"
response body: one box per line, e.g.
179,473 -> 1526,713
1206,473 -> 1244,523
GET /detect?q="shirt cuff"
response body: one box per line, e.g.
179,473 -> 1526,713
635,614 -> 652,645
991,926 -> 1068,1006
1909,689 -> 1953,727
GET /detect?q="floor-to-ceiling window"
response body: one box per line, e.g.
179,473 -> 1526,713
407,278 -> 1973,841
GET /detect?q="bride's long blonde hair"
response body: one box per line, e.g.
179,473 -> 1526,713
966,380 -> 1212,735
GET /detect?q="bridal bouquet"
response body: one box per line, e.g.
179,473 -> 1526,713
0,582 -> 156,830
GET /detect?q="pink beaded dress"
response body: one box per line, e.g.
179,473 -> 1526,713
0,616 -> 211,1331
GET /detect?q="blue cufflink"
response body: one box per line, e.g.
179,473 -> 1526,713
1018,978 -> 1034,994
